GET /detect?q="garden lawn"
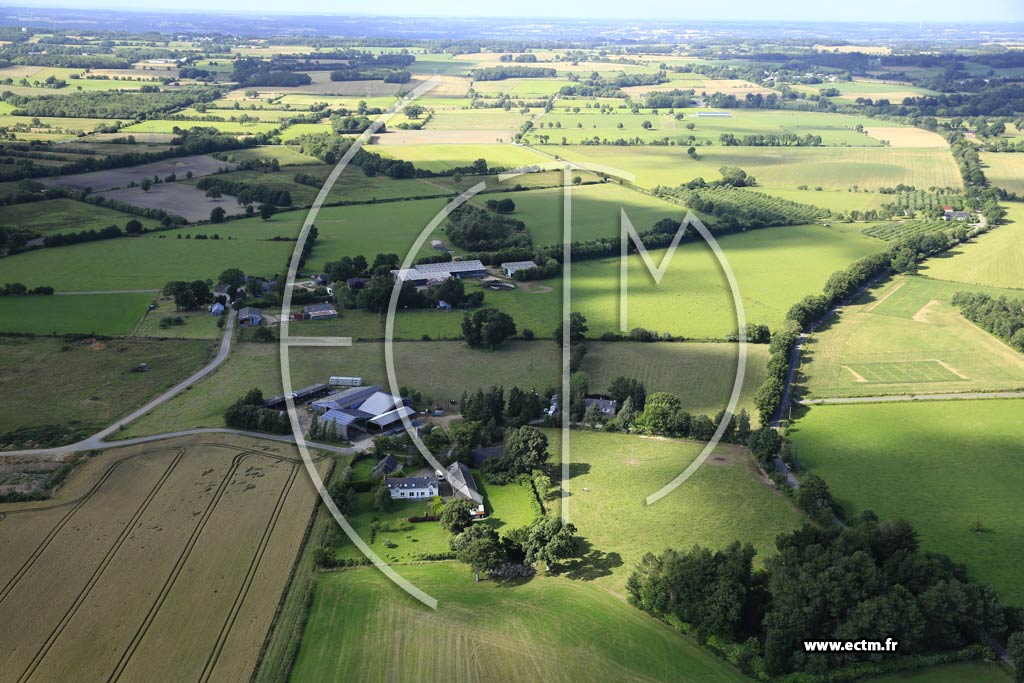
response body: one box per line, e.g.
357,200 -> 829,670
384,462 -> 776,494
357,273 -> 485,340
791,399 -> 1024,605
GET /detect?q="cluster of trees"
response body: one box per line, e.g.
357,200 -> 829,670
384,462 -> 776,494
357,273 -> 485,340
231,58 -> 311,87
498,53 -> 538,63
195,176 -> 292,207
41,223 -> 123,248
223,389 -> 291,435
446,204 -> 532,252
5,87 -> 221,119
952,292 -> 1024,352
719,132 -> 822,147
449,388 -> 548,465
329,66 -> 411,83
162,279 -> 212,311
510,257 -> 562,281
288,132 -> 420,178
330,114 -> 376,133
667,185 -> 827,230
0,282 -> 54,296
448,510 -> 580,582
461,308 -> 517,349
628,517 -> 1007,678
470,66 -> 557,80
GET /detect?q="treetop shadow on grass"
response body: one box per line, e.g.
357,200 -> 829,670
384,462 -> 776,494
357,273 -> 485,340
558,539 -> 624,581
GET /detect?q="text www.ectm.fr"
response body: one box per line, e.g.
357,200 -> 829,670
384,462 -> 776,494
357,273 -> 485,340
804,639 -> 899,653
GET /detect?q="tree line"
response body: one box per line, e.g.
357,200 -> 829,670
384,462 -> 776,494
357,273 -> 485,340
195,176 -> 292,207
952,292 -> 1024,352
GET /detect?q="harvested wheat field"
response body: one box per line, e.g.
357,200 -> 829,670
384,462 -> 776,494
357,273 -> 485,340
0,434 -> 330,683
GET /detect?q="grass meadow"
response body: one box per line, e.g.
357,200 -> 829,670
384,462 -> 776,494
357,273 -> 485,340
980,153 -> 1024,197
552,145 -> 963,191
921,202 -> 1024,290
290,563 -> 747,683
582,341 -> 769,423
0,292 -> 153,335
791,399 -> 1024,605
0,335 -> 211,436
373,143 -> 549,172
546,430 -> 806,593
799,276 -> 1024,399
0,230 -> 295,291
0,198 -> 159,236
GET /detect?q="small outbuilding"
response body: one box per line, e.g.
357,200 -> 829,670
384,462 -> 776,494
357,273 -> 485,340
237,307 -> 263,327
500,260 -> 537,277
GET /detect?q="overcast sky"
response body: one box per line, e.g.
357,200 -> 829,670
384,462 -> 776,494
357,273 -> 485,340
8,0 -> 1024,23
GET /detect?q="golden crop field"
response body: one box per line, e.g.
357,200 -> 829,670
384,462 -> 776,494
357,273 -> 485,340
0,434 -> 329,683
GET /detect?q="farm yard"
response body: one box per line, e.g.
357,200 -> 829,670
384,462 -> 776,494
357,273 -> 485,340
0,434 -> 329,681
791,399 -> 1024,605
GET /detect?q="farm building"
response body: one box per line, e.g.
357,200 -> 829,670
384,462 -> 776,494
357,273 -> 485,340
210,302 -> 225,316
237,307 -> 263,327
372,455 -> 401,479
584,395 -> 619,417
391,259 -> 487,286
501,260 -> 537,277
347,277 -> 366,289
444,461 -> 483,504
942,207 -> 971,221
263,383 -> 331,411
304,303 -> 338,320
385,476 -> 438,499
313,385 -> 417,437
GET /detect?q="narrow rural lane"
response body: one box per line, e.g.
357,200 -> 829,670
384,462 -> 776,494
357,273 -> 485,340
801,391 -> 1024,405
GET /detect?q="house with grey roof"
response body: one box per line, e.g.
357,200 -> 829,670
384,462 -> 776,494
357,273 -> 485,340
500,260 -> 537,277
385,476 -> 438,500
372,455 -> 401,479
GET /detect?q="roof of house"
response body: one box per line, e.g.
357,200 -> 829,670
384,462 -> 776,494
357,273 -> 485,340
385,476 -> 437,490
446,461 -> 481,502
369,405 -> 416,428
304,302 -> 337,314
372,455 -> 400,478
237,306 -> 262,319
501,260 -> 537,271
584,396 -> 619,413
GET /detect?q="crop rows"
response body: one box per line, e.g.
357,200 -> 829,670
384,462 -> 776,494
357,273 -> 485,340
862,218 -> 953,241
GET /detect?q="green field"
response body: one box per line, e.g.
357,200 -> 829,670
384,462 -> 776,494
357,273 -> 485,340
552,145 -> 963,191
921,202 -> 1024,290
757,187 -> 892,213
290,564 -> 747,683
571,222 -> 883,339
0,292 -> 153,335
217,145 -> 322,165
0,335 -> 211,436
0,230 -> 295,291
582,341 -> 769,423
548,430 -> 806,593
0,198 -> 159,236
131,296 -> 223,338
799,276 -> 1024,399
374,143 -> 549,172
792,399 -> 1024,605
528,109 -> 887,147
478,181 -> 683,245
120,340 -> 560,437
471,77 -> 576,97
870,661 -> 1011,683
980,153 -> 1024,197
120,119 -> 280,135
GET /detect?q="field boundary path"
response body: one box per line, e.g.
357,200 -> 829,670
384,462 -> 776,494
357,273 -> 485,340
801,390 -> 1024,405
